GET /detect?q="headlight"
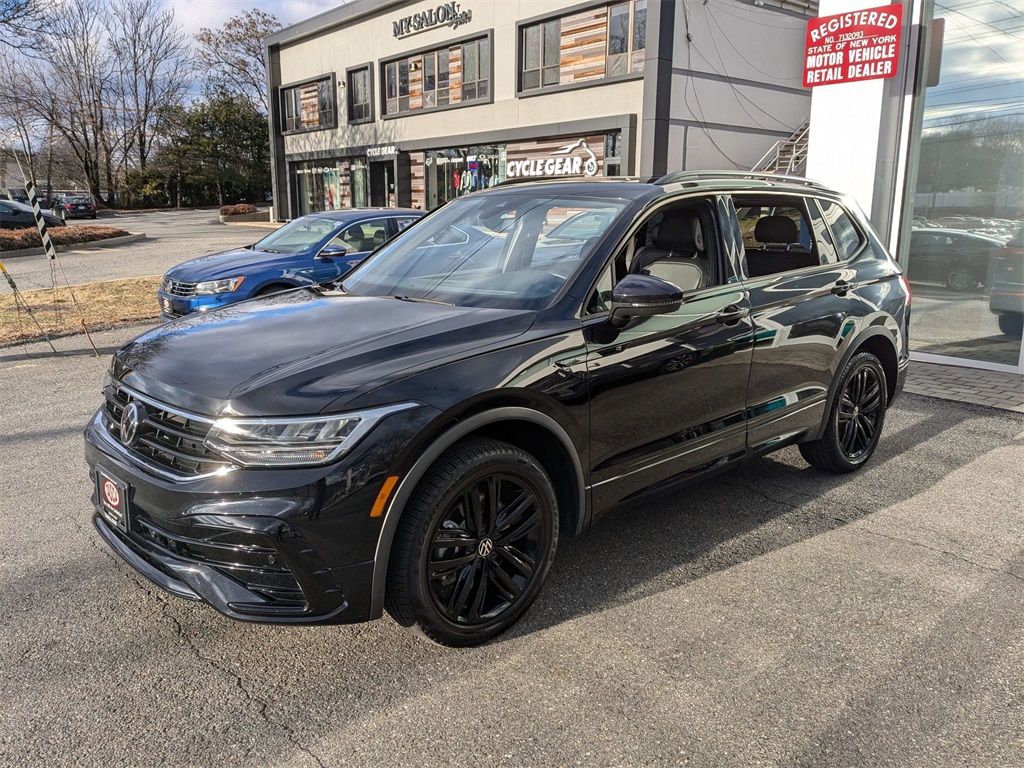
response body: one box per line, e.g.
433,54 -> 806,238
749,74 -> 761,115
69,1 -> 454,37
195,276 -> 245,295
204,404 -> 415,467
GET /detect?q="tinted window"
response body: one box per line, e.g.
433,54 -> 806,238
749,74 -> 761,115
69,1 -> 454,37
818,199 -> 864,260
734,195 -> 822,277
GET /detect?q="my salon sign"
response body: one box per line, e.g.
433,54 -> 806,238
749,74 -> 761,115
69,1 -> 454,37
392,2 -> 473,38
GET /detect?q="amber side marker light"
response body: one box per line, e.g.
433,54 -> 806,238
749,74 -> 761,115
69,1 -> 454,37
370,475 -> 400,518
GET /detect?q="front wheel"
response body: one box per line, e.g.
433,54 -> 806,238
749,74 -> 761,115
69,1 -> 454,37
800,352 -> 887,473
385,438 -> 559,647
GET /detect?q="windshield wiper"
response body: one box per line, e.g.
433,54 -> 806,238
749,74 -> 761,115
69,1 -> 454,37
392,295 -> 453,306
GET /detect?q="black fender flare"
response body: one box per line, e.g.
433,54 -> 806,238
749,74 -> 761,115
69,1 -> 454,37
368,406 -> 586,619
812,326 -> 898,442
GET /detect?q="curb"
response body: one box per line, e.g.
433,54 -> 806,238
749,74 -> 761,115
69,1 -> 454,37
0,232 -> 147,259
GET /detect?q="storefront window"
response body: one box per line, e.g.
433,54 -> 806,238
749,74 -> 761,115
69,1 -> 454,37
291,160 -> 347,216
905,4 -> 1023,369
424,145 -> 506,210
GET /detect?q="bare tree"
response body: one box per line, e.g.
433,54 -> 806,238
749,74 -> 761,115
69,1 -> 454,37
0,0 -> 43,48
195,9 -> 281,113
106,0 -> 191,172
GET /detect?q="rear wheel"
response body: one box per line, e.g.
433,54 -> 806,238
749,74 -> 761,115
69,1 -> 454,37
997,313 -> 1023,337
385,438 -> 559,647
946,265 -> 979,291
800,352 -> 887,473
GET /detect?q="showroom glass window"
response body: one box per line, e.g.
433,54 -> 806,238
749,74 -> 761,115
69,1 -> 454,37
904,3 -> 1023,370
282,78 -> 335,132
348,68 -> 371,123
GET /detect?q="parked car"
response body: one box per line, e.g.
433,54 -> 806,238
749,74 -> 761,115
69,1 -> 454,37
906,227 -> 1006,291
157,208 -> 424,319
989,228 -> 1024,337
85,173 -> 910,646
52,194 -> 97,220
0,199 -> 66,229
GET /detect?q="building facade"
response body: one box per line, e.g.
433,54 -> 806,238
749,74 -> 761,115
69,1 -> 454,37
265,0 -> 816,220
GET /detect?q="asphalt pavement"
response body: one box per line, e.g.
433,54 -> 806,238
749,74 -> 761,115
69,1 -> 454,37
0,322 -> 1021,767
1,209 -> 269,292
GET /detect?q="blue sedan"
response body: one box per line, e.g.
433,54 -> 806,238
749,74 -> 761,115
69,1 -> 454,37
158,209 -> 424,319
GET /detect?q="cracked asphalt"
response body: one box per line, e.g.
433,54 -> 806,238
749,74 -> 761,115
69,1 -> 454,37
1,316 -> 1022,763
0,323 -> 1019,765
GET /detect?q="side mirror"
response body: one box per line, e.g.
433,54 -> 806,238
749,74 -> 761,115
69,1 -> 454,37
609,273 -> 684,327
318,244 -> 347,258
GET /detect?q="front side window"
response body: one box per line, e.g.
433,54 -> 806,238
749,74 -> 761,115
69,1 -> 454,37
281,78 -> 335,132
253,216 -> 344,255
348,68 -> 370,122
342,194 -> 627,310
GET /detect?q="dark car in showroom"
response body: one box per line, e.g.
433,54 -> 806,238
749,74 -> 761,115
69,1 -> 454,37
85,172 -> 911,646
906,227 -> 1006,291
0,198 -> 66,230
157,208 -> 423,319
52,194 -> 98,220
989,227 -> 1024,337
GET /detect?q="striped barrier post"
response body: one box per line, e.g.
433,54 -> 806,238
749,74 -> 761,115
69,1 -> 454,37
25,180 -> 57,260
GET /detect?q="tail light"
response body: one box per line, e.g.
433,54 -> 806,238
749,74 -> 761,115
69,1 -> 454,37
900,274 -> 911,304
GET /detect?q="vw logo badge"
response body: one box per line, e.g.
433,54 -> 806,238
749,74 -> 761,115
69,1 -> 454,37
477,538 -> 494,558
120,400 -> 147,447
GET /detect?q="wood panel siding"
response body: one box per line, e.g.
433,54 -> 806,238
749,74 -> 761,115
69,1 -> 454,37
559,9 -> 607,85
449,45 -> 463,103
409,152 -> 426,211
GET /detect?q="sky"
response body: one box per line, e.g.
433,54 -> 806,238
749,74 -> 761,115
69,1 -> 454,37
166,0 -> 341,37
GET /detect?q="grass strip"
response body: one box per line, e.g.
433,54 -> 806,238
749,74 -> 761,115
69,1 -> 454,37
0,276 -> 161,346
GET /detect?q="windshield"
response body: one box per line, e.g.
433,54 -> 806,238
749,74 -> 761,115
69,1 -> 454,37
253,215 -> 343,255
342,194 -> 626,310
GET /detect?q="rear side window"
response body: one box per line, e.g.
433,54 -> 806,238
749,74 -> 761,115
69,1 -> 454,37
395,217 -> 419,231
817,199 -> 864,260
733,195 -> 822,277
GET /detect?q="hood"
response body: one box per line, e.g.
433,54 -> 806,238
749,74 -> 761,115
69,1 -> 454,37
165,246 -> 308,282
114,289 -> 535,416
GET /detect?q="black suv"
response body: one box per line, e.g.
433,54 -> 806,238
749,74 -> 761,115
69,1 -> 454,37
85,173 -> 911,646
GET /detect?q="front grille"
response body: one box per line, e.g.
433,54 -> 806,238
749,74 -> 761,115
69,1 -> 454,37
102,385 -> 232,477
161,277 -> 197,297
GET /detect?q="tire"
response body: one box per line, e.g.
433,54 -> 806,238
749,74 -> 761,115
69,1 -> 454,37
997,313 -> 1024,337
385,437 -> 559,647
945,265 -> 979,292
255,284 -> 292,297
90,213 -> 97,219
800,352 -> 887,474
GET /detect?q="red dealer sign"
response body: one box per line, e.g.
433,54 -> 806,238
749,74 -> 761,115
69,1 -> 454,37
803,3 -> 903,87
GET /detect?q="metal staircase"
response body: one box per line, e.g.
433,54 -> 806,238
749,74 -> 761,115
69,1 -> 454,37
752,119 -> 810,175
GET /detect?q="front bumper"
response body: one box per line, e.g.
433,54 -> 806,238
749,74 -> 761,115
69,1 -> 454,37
157,289 -> 244,320
85,402 -> 441,624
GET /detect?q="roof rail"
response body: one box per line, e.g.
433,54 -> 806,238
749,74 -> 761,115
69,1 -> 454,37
654,170 -> 830,190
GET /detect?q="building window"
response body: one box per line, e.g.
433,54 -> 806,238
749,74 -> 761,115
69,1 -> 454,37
383,37 -> 489,116
347,68 -> 371,123
607,0 -> 647,76
461,38 -> 490,101
422,49 -> 450,108
282,77 -> 335,132
522,19 -> 561,90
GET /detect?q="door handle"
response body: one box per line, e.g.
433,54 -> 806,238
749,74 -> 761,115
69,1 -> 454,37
716,304 -> 748,325
832,279 -> 852,296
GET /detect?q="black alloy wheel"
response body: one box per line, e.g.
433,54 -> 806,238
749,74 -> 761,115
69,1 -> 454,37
386,438 -> 558,646
945,265 -> 979,292
800,352 -> 887,473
